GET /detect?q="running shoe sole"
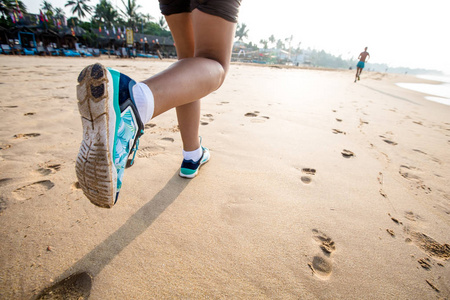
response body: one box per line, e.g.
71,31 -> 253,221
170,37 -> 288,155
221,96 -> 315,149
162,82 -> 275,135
76,63 -> 117,208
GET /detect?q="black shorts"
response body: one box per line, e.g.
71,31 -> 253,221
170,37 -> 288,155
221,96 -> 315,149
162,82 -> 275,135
159,0 -> 241,23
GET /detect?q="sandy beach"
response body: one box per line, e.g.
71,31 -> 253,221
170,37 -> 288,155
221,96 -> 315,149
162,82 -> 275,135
0,56 -> 449,299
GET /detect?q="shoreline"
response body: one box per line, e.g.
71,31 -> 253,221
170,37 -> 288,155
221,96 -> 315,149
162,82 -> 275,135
0,56 -> 449,299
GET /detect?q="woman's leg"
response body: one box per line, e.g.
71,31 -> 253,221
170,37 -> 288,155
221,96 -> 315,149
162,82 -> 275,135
142,10 -> 236,118
163,13 -> 200,151
142,10 -> 236,151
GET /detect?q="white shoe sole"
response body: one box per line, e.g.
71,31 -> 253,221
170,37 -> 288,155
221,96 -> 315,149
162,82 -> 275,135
75,63 -> 117,208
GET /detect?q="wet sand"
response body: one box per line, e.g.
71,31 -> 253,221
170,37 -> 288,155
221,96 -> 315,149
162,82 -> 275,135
0,56 -> 449,299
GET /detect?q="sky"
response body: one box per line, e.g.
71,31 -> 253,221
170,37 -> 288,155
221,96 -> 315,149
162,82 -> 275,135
21,0 -> 450,74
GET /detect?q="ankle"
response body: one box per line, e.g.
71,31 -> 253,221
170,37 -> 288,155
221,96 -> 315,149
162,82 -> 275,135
183,146 -> 202,162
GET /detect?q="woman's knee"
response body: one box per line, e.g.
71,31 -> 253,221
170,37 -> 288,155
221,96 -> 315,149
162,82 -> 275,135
198,55 -> 227,90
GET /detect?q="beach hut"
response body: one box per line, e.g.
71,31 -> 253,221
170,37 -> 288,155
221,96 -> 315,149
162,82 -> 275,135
59,26 -> 85,52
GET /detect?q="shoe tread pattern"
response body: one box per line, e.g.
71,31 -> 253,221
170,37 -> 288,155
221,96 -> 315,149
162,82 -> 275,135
76,63 -> 114,208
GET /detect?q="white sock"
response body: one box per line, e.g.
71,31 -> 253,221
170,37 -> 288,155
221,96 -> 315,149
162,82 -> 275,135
132,82 -> 154,124
183,147 -> 203,162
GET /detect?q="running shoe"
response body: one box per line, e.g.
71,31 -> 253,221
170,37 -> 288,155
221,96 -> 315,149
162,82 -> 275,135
179,146 -> 210,179
76,63 -> 144,208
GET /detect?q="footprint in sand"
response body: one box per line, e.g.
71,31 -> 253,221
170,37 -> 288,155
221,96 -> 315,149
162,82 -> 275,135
382,139 -> 398,145
0,144 -> 12,150
216,101 -> 230,106
308,256 -> 332,279
332,129 -> 346,135
417,257 -> 432,270
404,211 -> 423,222
388,213 -> 403,226
0,178 -> 13,187
312,229 -> 336,255
399,165 -> 431,193
137,145 -> 165,158
245,111 -> 270,123
36,162 -> 62,176
245,111 -> 259,117
36,272 -> 92,300
386,229 -> 395,237
335,118 -> 342,122
201,113 -> 214,125
378,133 -> 398,146
300,168 -> 316,184
308,229 -> 336,279
377,172 -> 388,198
12,180 -> 55,201
0,196 -> 7,215
399,165 -> 421,181
144,123 -> 156,130
405,230 -> 450,261
24,112 -> 35,116
413,149 -> 427,155
14,133 -> 41,139
359,119 -> 369,128
341,149 -> 355,158
412,149 -> 441,164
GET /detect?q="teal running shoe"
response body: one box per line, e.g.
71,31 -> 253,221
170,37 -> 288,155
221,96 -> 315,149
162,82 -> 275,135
76,63 -> 144,208
179,145 -> 210,179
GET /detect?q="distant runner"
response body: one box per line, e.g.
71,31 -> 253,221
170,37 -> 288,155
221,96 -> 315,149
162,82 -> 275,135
355,47 -> 370,82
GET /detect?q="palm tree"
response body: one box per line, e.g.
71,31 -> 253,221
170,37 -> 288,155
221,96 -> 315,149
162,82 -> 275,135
54,7 -> 65,18
93,0 -> 118,27
158,16 -> 167,30
119,0 -> 141,27
295,42 -> 302,54
268,34 -> 275,48
235,23 -> 249,41
140,13 -> 153,23
276,39 -> 285,50
260,39 -> 268,50
41,0 -> 54,17
0,0 -> 27,17
65,0 -> 92,20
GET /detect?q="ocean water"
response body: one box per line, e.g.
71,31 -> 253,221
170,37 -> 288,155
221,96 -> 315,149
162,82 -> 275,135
396,75 -> 450,106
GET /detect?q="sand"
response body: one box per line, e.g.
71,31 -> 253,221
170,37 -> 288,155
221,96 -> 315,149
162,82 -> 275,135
0,56 -> 449,299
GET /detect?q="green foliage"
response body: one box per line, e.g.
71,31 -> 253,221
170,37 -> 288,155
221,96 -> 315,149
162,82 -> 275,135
54,7 -> 65,18
276,39 -> 285,50
41,1 -> 54,17
82,29 -> 98,47
235,23 -> 248,41
143,22 -> 171,37
309,49 -> 349,69
1,0 -> 27,16
67,16 -> 79,26
65,0 -> 92,20
79,21 -> 91,31
268,34 -> 275,46
158,16 -> 166,29
119,0 -> 140,27
246,41 -> 258,51
259,39 -> 268,49
93,0 -> 118,27
0,14 -> 12,27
